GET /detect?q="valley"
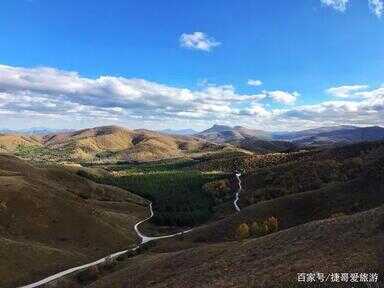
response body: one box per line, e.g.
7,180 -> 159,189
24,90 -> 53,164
0,125 -> 383,287
2,2 -> 384,287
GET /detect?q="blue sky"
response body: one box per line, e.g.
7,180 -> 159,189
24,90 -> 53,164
0,0 -> 383,131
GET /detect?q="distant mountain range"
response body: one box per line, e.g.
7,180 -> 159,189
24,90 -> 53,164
161,128 -> 198,136
194,124 -> 384,151
2,125 -> 384,159
0,127 -> 74,135
272,125 -> 384,147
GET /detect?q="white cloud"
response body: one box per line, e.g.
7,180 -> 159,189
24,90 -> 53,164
263,90 -> 299,105
321,0 -> 383,17
0,64 -> 265,124
280,87 -> 384,127
326,85 -> 368,98
247,79 -> 263,87
241,104 -> 271,118
321,0 -> 349,12
1,64 -> 383,131
369,0 -> 384,17
179,32 -> 220,52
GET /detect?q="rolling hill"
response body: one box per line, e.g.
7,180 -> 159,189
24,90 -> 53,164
274,125 -> 384,147
195,125 -> 294,154
0,134 -> 42,152
196,125 -> 384,152
9,126 -> 220,162
35,140 -> 384,288
3,139 -> 384,288
86,204 -> 384,288
195,124 -> 271,143
272,125 -> 358,141
0,154 -> 147,288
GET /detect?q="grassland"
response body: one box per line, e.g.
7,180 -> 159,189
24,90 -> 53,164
0,154 -> 147,288
4,140 -> 384,288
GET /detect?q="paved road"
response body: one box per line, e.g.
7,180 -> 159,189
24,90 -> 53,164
134,202 -> 192,244
233,173 -> 242,212
19,202 -> 191,287
20,173 -> 242,287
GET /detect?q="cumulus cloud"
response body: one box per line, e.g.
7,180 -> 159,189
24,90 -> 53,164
280,87 -> 384,127
0,64 -> 266,124
321,0 -> 349,12
0,64 -> 383,131
247,79 -> 263,87
369,0 -> 384,17
263,90 -> 299,105
179,32 -> 220,52
326,85 -> 369,98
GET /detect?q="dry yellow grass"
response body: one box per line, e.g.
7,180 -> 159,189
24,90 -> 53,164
87,205 -> 384,288
42,125 -> 214,162
0,134 -> 42,151
0,154 -> 148,288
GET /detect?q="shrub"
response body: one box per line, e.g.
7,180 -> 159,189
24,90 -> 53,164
236,223 -> 250,240
264,216 -> 278,233
251,217 -> 279,237
251,221 -> 267,237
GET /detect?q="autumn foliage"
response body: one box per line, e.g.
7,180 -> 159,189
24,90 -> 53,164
236,223 -> 250,240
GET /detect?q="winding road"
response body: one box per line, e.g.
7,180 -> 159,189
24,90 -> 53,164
233,173 -> 242,212
134,202 -> 193,244
19,173 -> 242,288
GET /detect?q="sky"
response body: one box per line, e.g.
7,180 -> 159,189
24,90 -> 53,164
0,0 -> 383,131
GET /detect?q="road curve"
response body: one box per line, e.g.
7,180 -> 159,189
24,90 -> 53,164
19,173 -> 241,288
233,173 -> 242,212
134,202 -> 193,244
19,202 -> 191,288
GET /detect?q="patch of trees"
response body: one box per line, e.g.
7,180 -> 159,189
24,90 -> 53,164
82,170 -> 227,226
236,216 -> 279,240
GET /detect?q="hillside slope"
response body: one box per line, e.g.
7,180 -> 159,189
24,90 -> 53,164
87,204 -> 384,288
275,126 -> 384,147
0,134 -> 41,152
0,154 -> 147,288
42,125 -> 217,162
196,125 -> 271,143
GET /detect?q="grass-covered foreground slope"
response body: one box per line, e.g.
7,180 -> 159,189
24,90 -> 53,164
0,154 -> 147,288
85,204 -> 384,288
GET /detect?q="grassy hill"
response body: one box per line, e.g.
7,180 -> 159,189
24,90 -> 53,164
0,134 -> 42,152
3,139 -> 384,288
275,125 -> 384,148
39,125 -> 220,162
58,140 -> 383,287
184,141 -> 384,242
0,154 -> 147,288
81,204 -> 383,288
